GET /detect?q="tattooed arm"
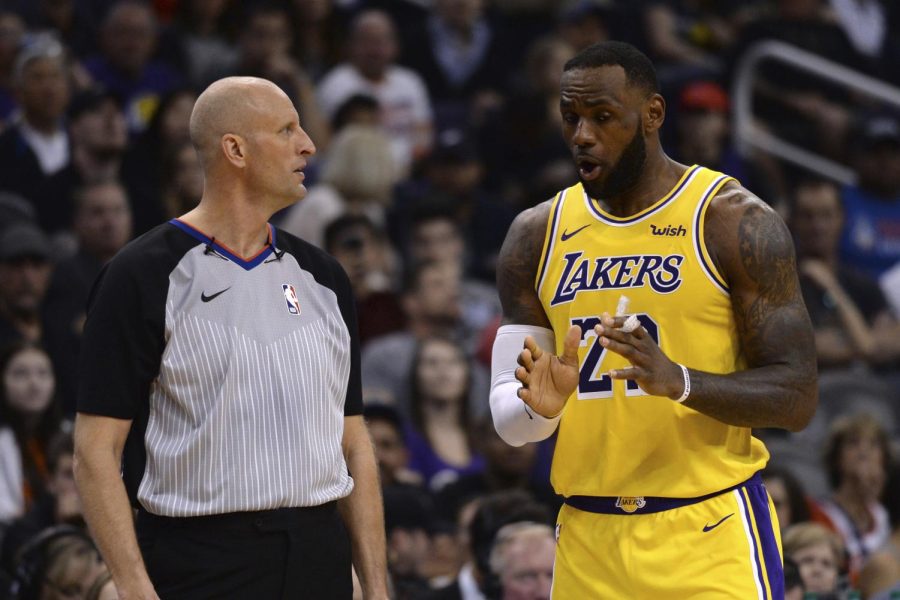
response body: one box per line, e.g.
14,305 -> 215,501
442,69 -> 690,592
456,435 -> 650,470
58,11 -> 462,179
497,202 -> 554,328
689,184 -> 817,431
597,183 -> 817,432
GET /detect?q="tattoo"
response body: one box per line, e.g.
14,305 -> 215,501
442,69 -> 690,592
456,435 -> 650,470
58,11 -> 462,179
497,202 -> 554,328
690,186 -> 817,431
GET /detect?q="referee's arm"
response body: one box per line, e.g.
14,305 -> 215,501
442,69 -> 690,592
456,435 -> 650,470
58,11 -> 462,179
74,413 -> 159,600
339,415 -> 389,599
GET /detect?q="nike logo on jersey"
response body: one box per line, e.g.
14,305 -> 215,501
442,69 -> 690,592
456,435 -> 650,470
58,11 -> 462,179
561,224 -> 591,241
702,513 -> 734,532
201,287 -> 231,302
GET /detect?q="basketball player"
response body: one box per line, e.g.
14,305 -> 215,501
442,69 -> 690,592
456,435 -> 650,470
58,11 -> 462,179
489,41 -> 817,597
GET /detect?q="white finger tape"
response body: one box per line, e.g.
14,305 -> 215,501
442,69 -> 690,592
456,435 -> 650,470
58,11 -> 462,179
615,295 -> 630,317
621,314 -> 640,333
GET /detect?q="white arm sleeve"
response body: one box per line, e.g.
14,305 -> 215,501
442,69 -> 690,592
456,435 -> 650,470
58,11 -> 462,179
490,324 -> 562,447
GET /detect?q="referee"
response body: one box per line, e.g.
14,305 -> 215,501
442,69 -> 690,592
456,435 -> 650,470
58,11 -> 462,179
73,77 -> 388,599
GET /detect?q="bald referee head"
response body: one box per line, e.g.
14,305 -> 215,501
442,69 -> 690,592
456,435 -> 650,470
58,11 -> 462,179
189,76 -> 316,213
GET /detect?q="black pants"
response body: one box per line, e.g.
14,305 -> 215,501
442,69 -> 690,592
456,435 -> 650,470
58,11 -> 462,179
136,502 -> 352,600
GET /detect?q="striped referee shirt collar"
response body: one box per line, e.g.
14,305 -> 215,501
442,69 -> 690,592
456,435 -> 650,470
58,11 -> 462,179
170,218 -> 276,271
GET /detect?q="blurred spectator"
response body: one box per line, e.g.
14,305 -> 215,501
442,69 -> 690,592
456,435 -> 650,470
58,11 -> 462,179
399,0 -> 511,130
66,87 -> 129,187
789,177 -> 899,369
361,260 -> 490,415
859,461 -> 900,599
82,1 -> 182,135
0,341 -> 60,524
159,139 -> 202,220
14,0 -> 99,58
431,490 -> 551,600
488,522 -> 554,600
761,465 -> 813,532
436,415 -> 559,523
784,556 -> 805,600
0,10 -> 25,127
324,215 -> 405,346
0,224 -> 52,347
407,204 -> 502,327
9,525 -> 104,600
121,88 -> 196,234
0,191 -> 35,231
85,569 -> 116,600
42,181 -> 132,414
394,131 -> 517,282
364,404 -> 422,488
171,0 -> 238,88
672,80 -> 778,206
317,9 -> 433,174
828,0 -> 887,61
288,0 -> 348,81
477,37 -> 574,213
783,522 -> 845,597
730,0 -> 862,160
840,113 -> 900,280
383,485 -> 438,599
0,36 -> 72,234
643,1 -> 738,87
812,412 -> 892,583
405,335 -> 485,492
1,431 -> 84,574
208,3 -> 329,149
280,124 -> 398,248
557,1 -> 612,52
330,93 -> 381,133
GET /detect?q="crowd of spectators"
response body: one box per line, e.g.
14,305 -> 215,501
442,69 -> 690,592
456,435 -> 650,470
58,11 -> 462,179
0,0 -> 899,598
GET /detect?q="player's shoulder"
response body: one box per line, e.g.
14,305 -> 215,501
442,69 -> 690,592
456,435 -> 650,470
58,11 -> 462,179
507,197 -> 556,243
707,179 -> 778,223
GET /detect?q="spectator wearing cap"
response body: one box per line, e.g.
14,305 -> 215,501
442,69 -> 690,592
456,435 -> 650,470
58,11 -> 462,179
43,181 -> 132,413
317,9 -> 433,174
0,36 -> 73,234
82,1 -> 182,135
0,224 -> 53,348
840,113 -> 900,279
673,80 -> 779,208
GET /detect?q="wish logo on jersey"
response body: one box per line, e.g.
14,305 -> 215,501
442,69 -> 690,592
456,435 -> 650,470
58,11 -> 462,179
550,252 -> 684,306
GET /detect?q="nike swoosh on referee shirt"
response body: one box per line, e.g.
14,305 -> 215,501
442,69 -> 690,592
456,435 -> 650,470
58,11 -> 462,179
702,513 -> 734,532
201,287 -> 231,302
561,224 -> 591,241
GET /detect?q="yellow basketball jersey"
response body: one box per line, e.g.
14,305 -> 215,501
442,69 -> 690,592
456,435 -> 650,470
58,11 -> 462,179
536,165 -> 769,498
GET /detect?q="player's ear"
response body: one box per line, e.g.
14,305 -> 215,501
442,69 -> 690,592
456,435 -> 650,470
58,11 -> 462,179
644,93 -> 665,134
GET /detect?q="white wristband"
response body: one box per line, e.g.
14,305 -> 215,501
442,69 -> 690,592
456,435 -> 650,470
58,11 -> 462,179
675,364 -> 691,403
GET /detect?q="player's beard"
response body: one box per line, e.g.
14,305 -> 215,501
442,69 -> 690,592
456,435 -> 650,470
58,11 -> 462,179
583,125 -> 647,201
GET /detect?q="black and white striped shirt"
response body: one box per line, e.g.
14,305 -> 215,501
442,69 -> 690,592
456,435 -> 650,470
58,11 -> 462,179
77,220 -> 362,517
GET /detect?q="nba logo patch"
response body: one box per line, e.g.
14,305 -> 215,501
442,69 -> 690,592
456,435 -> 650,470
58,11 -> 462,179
282,284 -> 301,315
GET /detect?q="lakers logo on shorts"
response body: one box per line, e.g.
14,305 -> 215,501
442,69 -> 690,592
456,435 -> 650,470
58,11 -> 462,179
615,497 -> 646,513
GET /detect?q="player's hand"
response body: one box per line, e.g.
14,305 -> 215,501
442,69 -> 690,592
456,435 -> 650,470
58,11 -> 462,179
594,312 -> 685,400
515,325 -> 581,418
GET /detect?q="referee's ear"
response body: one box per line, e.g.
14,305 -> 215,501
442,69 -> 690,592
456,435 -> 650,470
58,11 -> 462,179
221,133 -> 247,169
